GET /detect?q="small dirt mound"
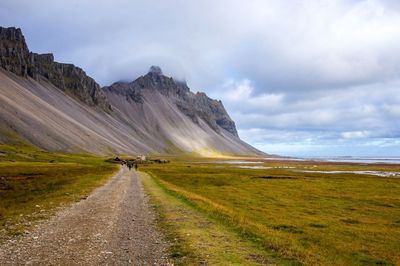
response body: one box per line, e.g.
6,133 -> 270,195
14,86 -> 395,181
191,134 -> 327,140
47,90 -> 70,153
253,176 -> 294,180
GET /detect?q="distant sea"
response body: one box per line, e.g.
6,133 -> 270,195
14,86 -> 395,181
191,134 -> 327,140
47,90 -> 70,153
300,156 -> 400,164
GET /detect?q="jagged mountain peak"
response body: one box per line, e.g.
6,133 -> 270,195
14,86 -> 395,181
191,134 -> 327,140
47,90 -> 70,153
102,67 -> 239,137
148,65 -> 163,75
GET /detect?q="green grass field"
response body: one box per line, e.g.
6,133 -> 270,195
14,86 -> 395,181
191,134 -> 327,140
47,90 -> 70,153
0,144 -> 118,239
141,157 -> 400,265
1,144 -> 399,265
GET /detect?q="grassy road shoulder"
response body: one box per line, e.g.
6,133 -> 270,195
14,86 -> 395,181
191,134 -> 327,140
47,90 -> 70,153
140,171 -> 288,265
0,144 -> 119,240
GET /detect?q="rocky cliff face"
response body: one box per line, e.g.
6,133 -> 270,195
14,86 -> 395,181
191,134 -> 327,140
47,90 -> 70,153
0,27 -> 30,76
0,26 -> 110,110
103,66 -> 238,137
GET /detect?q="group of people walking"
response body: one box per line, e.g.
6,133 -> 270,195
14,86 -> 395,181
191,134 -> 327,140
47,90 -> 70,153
114,156 -> 139,171
127,161 -> 138,171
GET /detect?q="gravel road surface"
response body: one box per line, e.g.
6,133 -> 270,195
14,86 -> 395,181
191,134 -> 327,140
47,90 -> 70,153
0,167 -> 170,265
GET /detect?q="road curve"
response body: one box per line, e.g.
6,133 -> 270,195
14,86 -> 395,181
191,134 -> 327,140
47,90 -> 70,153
0,166 -> 170,265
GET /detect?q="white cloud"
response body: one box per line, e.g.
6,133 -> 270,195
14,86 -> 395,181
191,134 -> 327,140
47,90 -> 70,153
221,79 -> 253,101
213,79 -> 284,112
341,131 -> 370,139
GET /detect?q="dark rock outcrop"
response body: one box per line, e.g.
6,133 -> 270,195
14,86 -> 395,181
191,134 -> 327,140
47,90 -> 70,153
102,81 -> 144,104
0,26 -> 110,111
148,65 -> 163,75
189,92 -> 238,137
0,27 -> 30,76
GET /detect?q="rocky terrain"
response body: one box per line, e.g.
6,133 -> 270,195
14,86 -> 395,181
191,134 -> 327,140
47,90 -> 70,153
0,26 -> 263,156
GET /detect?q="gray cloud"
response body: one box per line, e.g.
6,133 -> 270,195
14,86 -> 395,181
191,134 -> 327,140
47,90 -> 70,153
1,0 -> 400,156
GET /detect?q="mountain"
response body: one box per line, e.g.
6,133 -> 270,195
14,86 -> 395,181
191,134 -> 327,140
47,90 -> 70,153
0,26 -> 264,156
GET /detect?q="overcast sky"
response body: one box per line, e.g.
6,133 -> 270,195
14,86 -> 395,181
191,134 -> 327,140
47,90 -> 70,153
1,0 -> 400,156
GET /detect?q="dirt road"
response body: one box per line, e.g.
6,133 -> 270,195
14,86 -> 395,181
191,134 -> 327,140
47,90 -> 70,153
0,167 -> 170,265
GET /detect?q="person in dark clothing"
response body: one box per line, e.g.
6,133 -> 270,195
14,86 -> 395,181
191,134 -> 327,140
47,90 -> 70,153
128,162 -> 132,171
134,164 -> 138,171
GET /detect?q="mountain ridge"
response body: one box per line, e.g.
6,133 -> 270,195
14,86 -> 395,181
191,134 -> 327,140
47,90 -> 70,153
0,26 -> 264,156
